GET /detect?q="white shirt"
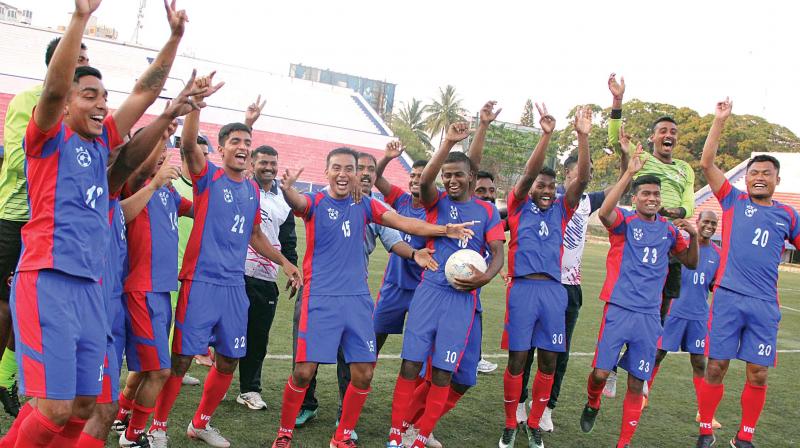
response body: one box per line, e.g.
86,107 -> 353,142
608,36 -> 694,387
561,191 -> 605,285
245,181 -> 292,282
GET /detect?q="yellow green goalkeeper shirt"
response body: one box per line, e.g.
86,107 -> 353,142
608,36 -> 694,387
0,85 -> 42,222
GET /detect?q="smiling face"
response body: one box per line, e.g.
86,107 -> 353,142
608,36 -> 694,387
474,177 -> 496,202
745,160 -> 779,200
408,166 -> 424,197
219,130 -> 252,173
357,156 -> 377,195
696,211 -> 718,241
252,152 -> 278,187
65,75 -> 108,139
326,153 -> 357,199
529,173 -> 557,210
441,160 -> 473,201
650,120 -> 678,160
632,183 -> 662,219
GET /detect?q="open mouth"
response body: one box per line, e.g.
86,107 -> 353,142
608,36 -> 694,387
360,175 -> 372,185
90,114 -> 104,126
662,138 -> 675,148
234,152 -> 247,162
336,179 -> 349,189
753,182 -> 767,189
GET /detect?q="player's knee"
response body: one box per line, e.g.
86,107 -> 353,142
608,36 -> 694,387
38,400 -> 74,426
627,377 -> 644,394
705,361 -> 726,383
746,364 -> 768,386
350,366 -> 374,389
399,360 -> 422,380
170,354 -> 193,376
72,396 -> 98,420
150,368 -> 172,384
213,354 -> 238,374
430,368 -> 452,387
590,368 -> 609,384
95,401 -> 118,424
537,351 -> 558,374
507,351 -> 527,375
292,363 -> 316,387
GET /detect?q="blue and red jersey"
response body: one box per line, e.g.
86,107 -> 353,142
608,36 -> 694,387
103,193 -> 128,299
179,161 -> 260,286
421,192 -> 505,289
715,180 -> 800,301
669,243 -> 721,320
125,182 -> 192,293
19,114 -> 123,281
507,189 -> 575,280
382,185 -> 427,289
600,207 -> 689,315
298,191 -> 389,296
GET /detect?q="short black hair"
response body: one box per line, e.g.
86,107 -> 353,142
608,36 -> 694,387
46,38 -> 87,67
73,66 -> 102,83
197,135 -> 210,148
252,145 -> 278,159
357,152 -> 377,166
746,154 -> 780,173
632,174 -> 661,193
477,171 -> 494,182
411,159 -> 428,169
327,147 -> 359,167
563,155 -> 578,171
218,122 -> 251,147
538,167 -> 557,179
443,151 -> 475,172
651,116 -> 677,133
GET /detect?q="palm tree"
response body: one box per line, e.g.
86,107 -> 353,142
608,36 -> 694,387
426,85 -> 466,146
393,98 -> 432,151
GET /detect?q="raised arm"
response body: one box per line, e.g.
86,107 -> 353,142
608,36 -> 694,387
607,73 -> 634,152
671,219 -> 699,269
112,0 -> 187,136
278,167 -> 310,215
700,98 -> 733,195
599,144 -> 644,227
33,0 -> 99,132
466,101 -> 502,172
564,106 -> 592,208
119,162 -> 180,222
512,103 -> 554,200
420,122 -> 471,205
374,140 -> 402,197
244,94 -> 266,128
180,71 -> 224,175
604,123 -> 632,196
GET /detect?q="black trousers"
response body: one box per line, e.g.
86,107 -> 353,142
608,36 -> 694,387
520,284 -> 582,409
239,276 -> 279,394
292,289 -> 350,415
0,220 -> 24,302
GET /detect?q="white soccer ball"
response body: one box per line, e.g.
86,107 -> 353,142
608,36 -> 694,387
445,249 -> 488,287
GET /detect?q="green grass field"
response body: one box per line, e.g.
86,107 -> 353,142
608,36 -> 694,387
4,223 -> 799,447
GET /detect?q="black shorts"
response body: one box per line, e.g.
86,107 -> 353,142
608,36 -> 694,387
663,259 -> 682,300
0,219 -> 25,302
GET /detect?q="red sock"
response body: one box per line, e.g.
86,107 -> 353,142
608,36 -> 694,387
647,364 -> 661,393
692,376 -> 703,410
439,387 -> 464,418
192,367 -> 233,429
15,408 -> 63,447
405,380 -> 430,428
618,390 -> 644,446
334,384 -> 371,441
587,374 -> 606,409
737,381 -> 767,442
117,392 -> 134,421
527,370 -> 554,429
278,376 -> 308,439
0,402 -> 34,447
48,416 -> 86,448
75,433 -> 105,448
150,374 -> 183,433
126,402 -> 155,440
389,375 -> 418,444
411,383 -> 449,448
503,369 -> 523,429
697,379 -> 724,436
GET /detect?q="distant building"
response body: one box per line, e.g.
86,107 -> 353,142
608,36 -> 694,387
57,15 -> 118,40
0,2 -> 32,25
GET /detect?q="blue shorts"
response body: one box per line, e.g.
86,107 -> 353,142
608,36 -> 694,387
11,270 -> 107,400
402,282 -> 478,373
593,303 -> 662,381
503,278 -> 566,353
173,280 -> 248,359
296,293 -> 376,364
707,287 -> 781,367
659,315 -> 707,354
451,312 -> 482,387
374,281 -> 415,334
126,291 -> 173,372
98,295 -> 126,404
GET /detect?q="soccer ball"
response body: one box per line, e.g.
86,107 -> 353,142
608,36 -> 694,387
445,249 -> 488,287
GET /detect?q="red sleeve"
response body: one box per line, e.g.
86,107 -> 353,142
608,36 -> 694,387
713,179 -> 732,201
386,184 -> 405,208
608,208 -> 625,230
560,197 -> 576,223
24,108 -> 63,158
369,199 -> 389,226
178,197 -> 193,217
293,194 -> 313,219
507,189 -> 526,214
670,225 -> 690,255
102,115 -> 125,154
486,222 -> 506,242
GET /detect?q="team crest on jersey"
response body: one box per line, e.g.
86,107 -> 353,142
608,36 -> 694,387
75,146 -> 92,167
530,202 -> 541,214
633,227 -> 644,241
449,205 -> 458,220
223,188 -> 233,203
745,203 -> 757,217
159,190 -> 169,207
327,208 -> 339,220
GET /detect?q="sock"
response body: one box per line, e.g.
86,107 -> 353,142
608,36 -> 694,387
697,379 -> 724,436
692,376 -> 703,411
587,374 -> 606,409
647,364 -> 661,394
439,387 -> 464,418
125,402 -> 155,440
0,349 -> 17,389
15,408 -> 63,447
618,390 -> 644,446
334,384 -> 371,441
737,381 -> 767,442
503,369 -> 523,429
192,367 -> 233,429
117,392 -> 134,421
150,374 -> 183,433
48,416 -> 86,448
405,380 -> 430,428
278,376 -> 308,439
389,375 -> 418,444
75,433 -> 105,448
0,402 -> 34,448
527,370 -> 555,429
411,383 -> 449,448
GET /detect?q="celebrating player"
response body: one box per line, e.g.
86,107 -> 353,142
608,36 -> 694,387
580,145 -> 698,448
695,98 -> 800,448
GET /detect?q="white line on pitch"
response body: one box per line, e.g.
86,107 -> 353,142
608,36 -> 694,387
781,305 -> 800,313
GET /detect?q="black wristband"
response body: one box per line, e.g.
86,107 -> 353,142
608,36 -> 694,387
611,109 -> 622,119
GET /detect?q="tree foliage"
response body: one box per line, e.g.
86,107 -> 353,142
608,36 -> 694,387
425,85 -> 466,145
520,99 -> 535,127
390,98 -> 432,161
